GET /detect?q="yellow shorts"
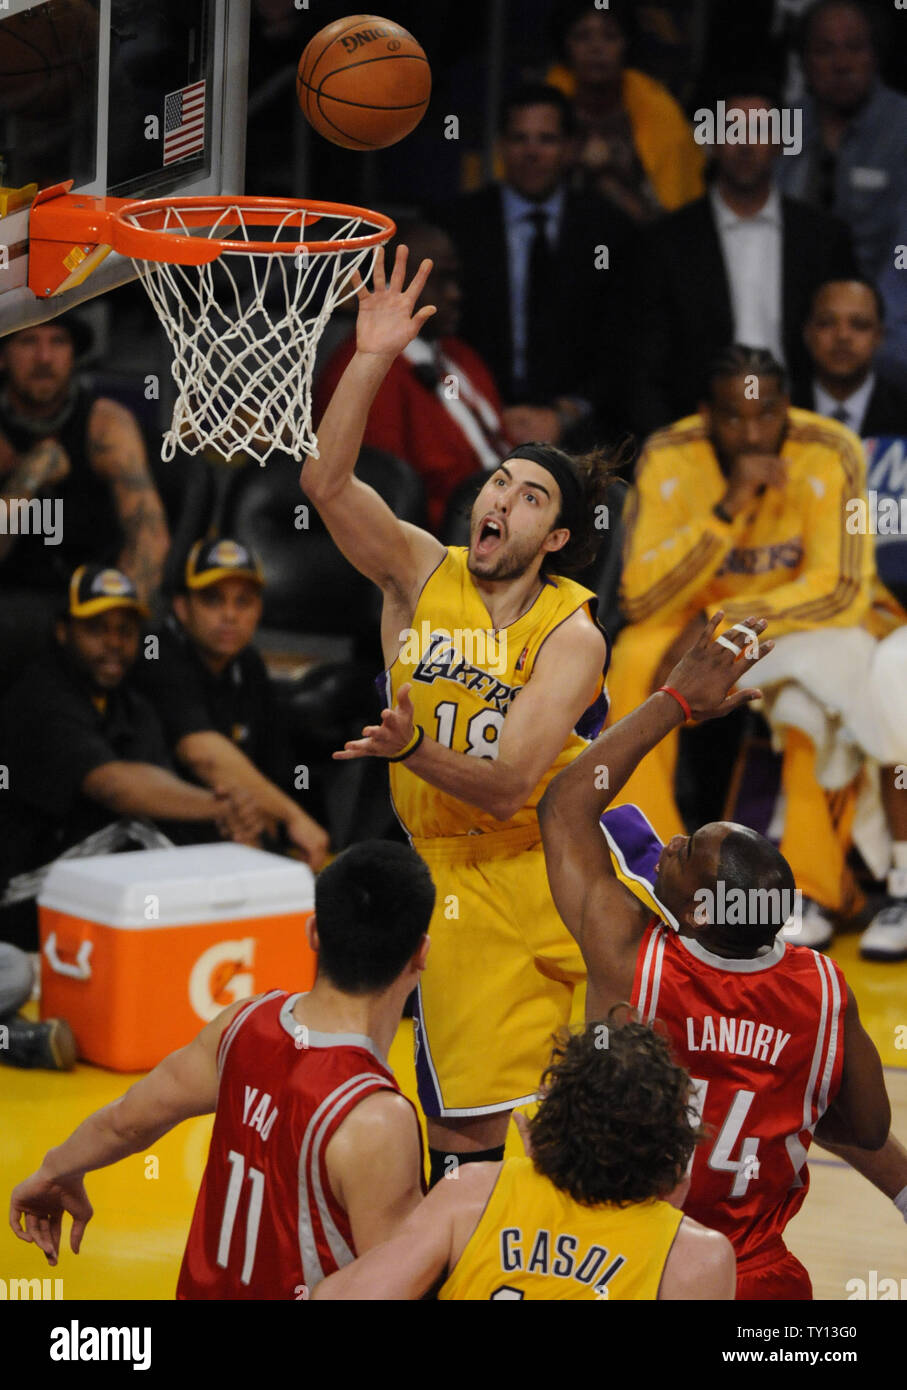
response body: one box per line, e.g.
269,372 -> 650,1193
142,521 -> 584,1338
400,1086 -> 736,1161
412,824 -> 586,1118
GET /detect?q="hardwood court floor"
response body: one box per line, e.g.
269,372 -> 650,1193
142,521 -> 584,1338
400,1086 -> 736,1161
1,938 -> 904,1301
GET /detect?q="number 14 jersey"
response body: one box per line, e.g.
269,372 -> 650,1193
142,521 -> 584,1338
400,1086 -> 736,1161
177,991 -> 416,1300
631,924 -> 846,1265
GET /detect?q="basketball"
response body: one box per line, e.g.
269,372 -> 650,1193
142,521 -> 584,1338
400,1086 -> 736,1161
296,14 -> 431,151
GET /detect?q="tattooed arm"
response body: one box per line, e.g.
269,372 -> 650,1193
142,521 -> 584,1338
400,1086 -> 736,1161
0,433 -> 71,563
87,399 -> 170,600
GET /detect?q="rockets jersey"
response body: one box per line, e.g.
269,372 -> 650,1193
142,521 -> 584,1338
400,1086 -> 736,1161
177,990 -> 418,1300
382,546 -> 609,838
439,1156 -> 683,1301
631,923 -> 846,1264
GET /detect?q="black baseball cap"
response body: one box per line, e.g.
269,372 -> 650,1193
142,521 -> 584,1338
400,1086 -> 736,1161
68,565 -> 149,619
184,538 -> 264,591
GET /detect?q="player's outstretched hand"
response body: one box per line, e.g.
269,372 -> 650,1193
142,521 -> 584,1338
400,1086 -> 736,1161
352,245 -> 437,359
334,682 -> 417,761
664,612 -> 773,722
9,1170 -> 93,1266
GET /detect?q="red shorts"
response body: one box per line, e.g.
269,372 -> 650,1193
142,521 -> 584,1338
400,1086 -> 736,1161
736,1242 -> 812,1301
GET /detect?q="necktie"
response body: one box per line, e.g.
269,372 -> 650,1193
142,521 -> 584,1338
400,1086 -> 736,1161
524,209 -> 557,401
832,405 -> 850,426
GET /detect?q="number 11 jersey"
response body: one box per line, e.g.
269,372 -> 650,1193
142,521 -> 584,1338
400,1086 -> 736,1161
177,990 -> 415,1300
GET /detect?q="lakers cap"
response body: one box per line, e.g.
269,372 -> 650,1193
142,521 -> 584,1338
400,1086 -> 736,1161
185,538 -> 264,590
68,565 -> 150,619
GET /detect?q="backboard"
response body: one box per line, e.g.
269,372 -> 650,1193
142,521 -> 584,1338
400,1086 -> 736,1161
0,0 -> 250,336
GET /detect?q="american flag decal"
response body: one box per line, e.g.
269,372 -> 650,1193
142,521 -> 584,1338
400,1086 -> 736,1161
163,80 -> 206,165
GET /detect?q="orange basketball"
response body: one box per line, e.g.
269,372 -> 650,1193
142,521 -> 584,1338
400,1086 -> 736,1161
297,14 -> 431,150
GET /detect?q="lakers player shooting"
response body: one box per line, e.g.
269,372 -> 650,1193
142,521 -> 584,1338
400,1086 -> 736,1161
313,1020 -> 736,1301
301,246 -> 611,1180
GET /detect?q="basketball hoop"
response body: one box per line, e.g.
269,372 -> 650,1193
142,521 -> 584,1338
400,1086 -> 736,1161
106,195 -> 395,463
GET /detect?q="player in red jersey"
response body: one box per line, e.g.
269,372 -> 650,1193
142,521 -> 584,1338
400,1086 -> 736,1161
538,613 -> 894,1300
9,841 -> 434,1299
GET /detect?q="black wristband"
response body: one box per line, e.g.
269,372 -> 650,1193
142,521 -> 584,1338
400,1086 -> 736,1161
387,725 -> 425,763
713,501 -> 733,524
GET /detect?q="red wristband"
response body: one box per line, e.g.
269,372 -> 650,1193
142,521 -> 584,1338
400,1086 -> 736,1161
657,686 -> 692,721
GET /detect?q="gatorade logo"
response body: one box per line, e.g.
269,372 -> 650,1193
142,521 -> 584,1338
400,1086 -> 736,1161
188,939 -> 255,1021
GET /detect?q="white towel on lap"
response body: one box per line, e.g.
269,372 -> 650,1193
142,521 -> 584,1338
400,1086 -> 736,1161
733,627 -> 900,878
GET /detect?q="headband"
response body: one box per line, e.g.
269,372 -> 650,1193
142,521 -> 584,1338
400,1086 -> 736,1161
500,443 -> 583,532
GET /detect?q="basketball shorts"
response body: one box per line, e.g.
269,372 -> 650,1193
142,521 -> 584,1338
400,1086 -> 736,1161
411,823 -> 586,1118
736,1242 -> 813,1301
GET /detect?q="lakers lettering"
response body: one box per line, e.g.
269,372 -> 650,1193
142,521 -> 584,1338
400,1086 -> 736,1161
412,634 -> 518,716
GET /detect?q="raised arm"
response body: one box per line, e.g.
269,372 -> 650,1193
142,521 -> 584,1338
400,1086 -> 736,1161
300,246 -> 445,610
538,614 -> 771,1014
9,1001 -> 244,1265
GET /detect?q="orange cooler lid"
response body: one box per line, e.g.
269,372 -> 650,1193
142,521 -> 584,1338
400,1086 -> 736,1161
37,844 -> 314,929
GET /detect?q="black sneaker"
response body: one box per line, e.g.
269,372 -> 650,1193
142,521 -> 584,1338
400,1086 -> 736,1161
2,1015 -> 77,1071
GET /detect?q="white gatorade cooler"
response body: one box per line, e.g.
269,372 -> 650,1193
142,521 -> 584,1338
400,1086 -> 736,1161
38,844 -> 315,1071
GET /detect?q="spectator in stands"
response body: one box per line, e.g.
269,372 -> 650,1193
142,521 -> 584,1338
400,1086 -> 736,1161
609,346 -> 874,948
776,0 -> 907,279
134,539 -> 329,870
1,942 -> 75,1072
796,278 -> 907,432
316,222 -> 512,533
0,315 -> 170,686
632,78 -> 856,435
545,0 -> 705,221
0,565 -> 262,952
439,84 -> 635,451
795,277 -> 907,958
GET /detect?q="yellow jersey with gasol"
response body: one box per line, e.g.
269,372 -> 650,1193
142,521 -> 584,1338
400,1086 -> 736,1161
382,547 -> 609,840
438,1156 -> 683,1301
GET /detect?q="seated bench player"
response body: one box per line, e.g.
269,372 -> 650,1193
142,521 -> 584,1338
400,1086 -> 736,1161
0,564 -> 262,950
312,1020 -> 735,1301
10,842 -> 432,1300
134,539 -> 329,869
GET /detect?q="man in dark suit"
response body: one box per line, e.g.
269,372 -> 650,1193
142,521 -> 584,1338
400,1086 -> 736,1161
632,80 -> 857,436
795,278 -> 907,436
438,83 -> 635,448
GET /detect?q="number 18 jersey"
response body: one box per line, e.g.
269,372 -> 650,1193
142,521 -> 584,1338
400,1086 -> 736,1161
177,991 -> 416,1300
631,924 -> 846,1266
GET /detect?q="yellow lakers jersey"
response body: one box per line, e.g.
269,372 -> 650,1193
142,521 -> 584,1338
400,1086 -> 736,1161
620,409 -> 874,638
384,547 -> 607,839
439,1156 -> 683,1301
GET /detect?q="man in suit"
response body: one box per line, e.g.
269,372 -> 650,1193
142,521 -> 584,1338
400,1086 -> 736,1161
795,278 -> 907,436
438,83 -> 635,449
632,80 -> 857,436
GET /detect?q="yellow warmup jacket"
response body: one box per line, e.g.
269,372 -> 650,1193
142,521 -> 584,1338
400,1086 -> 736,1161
619,409 -> 874,638
546,64 -> 705,212
438,1156 -> 683,1301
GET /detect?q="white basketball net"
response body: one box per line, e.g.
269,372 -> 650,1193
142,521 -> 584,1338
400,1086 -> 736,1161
123,201 -> 384,464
